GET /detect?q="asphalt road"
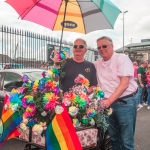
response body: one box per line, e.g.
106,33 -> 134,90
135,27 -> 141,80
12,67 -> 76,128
135,106 -> 150,150
1,106 -> 150,150
0,139 -> 26,150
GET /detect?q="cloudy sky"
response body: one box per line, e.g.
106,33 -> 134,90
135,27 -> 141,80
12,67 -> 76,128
0,0 -> 150,50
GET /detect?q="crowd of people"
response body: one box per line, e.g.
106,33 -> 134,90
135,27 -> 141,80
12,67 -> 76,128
133,60 -> 150,109
40,62 -> 51,70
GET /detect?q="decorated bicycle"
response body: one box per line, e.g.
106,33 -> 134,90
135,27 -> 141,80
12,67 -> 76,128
0,52 -> 112,150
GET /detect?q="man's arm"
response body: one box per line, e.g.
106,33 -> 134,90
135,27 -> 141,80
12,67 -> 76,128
87,86 -> 97,94
101,76 -> 130,108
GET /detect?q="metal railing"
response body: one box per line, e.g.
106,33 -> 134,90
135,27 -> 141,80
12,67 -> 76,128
0,26 -> 96,69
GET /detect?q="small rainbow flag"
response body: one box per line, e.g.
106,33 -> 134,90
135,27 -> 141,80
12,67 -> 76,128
0,95 -> 22,147
46,104 -> 82,150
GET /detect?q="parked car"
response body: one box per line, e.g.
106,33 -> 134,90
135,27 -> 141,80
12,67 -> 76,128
0,69 -> 44,117
0,69 -> 112,150
0,62 -> 27,69
9,63 -> 27,68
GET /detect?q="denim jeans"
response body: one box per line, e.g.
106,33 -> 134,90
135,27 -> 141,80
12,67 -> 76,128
108,96 -> 137,150
136,84 -> 146,105
147,87 -> 150,106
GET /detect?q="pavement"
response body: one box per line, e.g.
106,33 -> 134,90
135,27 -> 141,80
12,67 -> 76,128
1,106 -> 150,150
135,105 -> 150,150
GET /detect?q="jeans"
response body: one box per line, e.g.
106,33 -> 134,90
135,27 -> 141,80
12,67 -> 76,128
147,87 -> 150,106
108,96 -> 137,150
136,84 -> 146,105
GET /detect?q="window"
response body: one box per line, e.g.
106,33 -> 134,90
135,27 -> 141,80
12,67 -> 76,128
142,53 -> 148,60
3,73 -> 22,92
23,71 -> 43,81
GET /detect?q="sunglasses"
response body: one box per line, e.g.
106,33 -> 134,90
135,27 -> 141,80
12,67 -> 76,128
97,44 -> 111,50
73,45 -> 84,49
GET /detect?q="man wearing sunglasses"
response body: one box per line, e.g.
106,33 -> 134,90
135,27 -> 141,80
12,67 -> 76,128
53,38 -> 97,94
94,36 -> 138,150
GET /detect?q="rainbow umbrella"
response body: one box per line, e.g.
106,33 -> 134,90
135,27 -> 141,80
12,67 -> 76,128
6,0 -> 121,47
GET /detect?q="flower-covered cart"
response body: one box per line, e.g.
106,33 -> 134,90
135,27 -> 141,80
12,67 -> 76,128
1,62 -> 112,150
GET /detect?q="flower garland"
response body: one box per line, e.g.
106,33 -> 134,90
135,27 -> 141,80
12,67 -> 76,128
62,74 -> 112,131
5,66 -> 112,135
4,68 -> 64,135
57,51 -> 67,60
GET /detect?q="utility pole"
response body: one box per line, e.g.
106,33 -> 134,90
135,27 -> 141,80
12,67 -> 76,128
123,11 -> 128,53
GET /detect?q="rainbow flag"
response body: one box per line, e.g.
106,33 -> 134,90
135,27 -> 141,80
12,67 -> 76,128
46,104 -> 82,150
0,95 -> 22,147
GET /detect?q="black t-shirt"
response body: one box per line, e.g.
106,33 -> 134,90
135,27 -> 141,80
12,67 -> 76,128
61,58 -> 98,93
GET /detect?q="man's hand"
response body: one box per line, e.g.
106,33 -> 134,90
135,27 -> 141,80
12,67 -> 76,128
53,50 -> 62,67
140,83 -> 144,88
100,99 -> 111,108
87,86 -> 96,95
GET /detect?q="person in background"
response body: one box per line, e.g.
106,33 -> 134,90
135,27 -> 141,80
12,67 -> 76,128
137,60 -> 148,108
4,63 -> 10,69
94,36 -> 138,150
53,38 -> 97,94
40,62 -> 48,70
45,62 -> 51,70
146,65 -> 150,109
133,61 -> 138,83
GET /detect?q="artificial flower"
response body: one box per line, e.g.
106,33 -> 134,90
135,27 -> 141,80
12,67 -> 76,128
62,98 -> 71,106
73,118 -> 81,127
55,105 -> 64,114
57,51 -> 67,60
41,111 -> 47,116
74,74 -> 89,87
107,108 -> 113,115
86,108 -> 97,118
20,122 -> 28,131
89,118 -> 95,126
22,95 -> 34,108
32,124 -> 43,135
21,75 -> 29,83
69,106 -> 79,116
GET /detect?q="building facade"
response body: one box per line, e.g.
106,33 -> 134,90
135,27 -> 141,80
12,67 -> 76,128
115,39 -> 150,64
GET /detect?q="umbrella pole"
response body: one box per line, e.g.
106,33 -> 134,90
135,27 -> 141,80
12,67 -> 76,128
59,0 -> 68,51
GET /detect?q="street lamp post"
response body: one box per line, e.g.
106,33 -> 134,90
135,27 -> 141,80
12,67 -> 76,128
123,10 -> 128,53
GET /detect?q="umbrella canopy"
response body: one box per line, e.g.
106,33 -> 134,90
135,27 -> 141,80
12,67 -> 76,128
6,0 -> 121,34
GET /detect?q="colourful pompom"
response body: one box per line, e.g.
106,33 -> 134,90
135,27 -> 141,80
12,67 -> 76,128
69,106 -> 78,116
21,75 -> 29,83
57,51 -> 67,60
